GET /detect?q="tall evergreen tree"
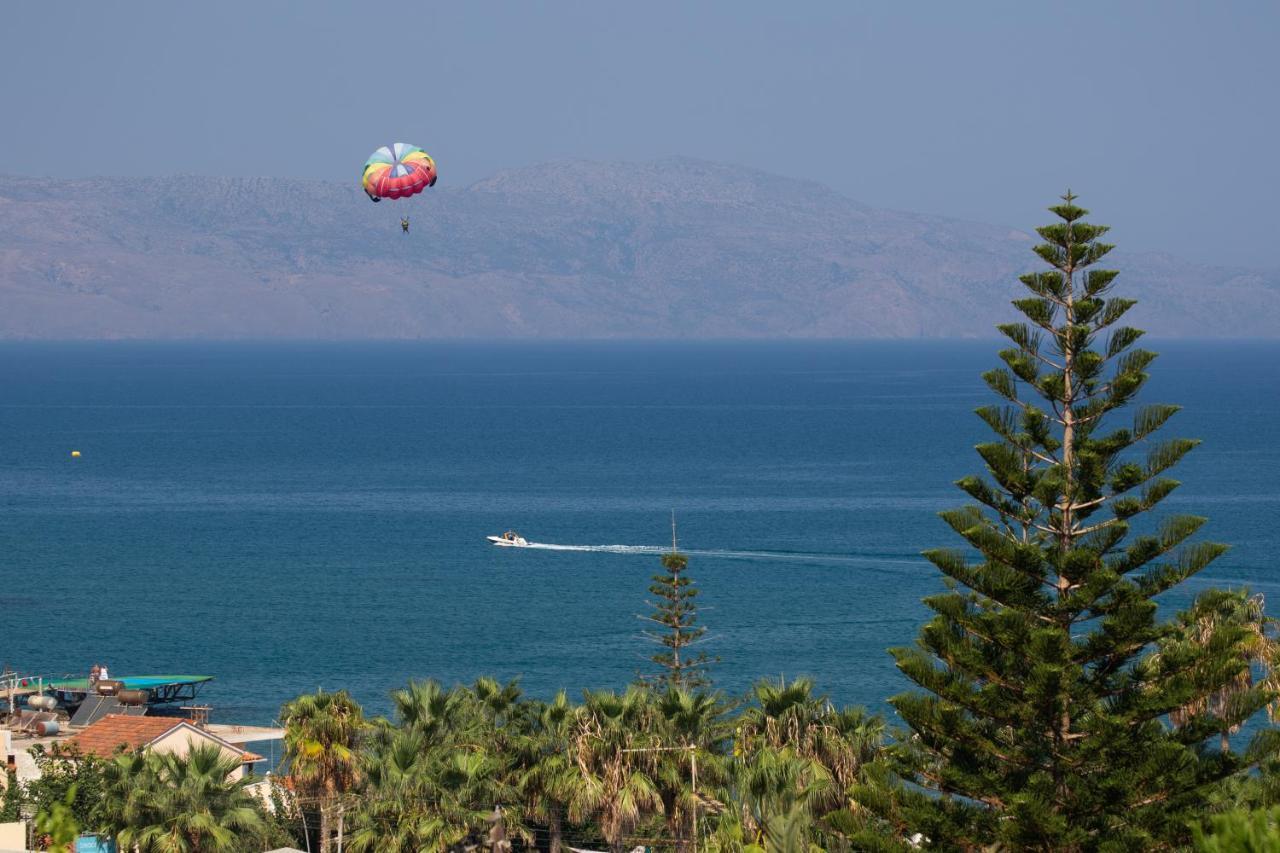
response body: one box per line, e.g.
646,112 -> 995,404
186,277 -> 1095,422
642,547 -> 714,689
863,193 -> 1280,850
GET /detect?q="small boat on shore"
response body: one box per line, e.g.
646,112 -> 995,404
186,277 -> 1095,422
487,531 -> 529,547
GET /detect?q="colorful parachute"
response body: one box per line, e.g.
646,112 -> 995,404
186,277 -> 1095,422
361,143 -> 437,203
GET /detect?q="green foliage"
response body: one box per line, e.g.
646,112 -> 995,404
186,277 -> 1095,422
644,551 -> 716,689
566,684 -> 665,851
1155,587 -> 1280,751
254,778 -> 307,852
869,192 -> 1279,850
514,690 -> 577,851
24,744 -> 108,834
1192,807 -> 1280,852
305,675 -> 889,852
348,678 -> 529,852
317,539 -> 890,851
35,784 -> 80,852
0,769 -> 21,822
748,805 -> 828,853
280,688 -> 366,853
732,678 -> 884,850
98,744 -> 266,852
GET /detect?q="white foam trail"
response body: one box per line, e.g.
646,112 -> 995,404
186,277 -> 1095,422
525,543 -> 666,554
522,542 -> 923,567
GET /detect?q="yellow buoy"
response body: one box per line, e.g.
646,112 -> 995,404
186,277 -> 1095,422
70,450 -> 81,458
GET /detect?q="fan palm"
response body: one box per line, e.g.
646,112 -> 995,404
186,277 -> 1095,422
736,746 -> 833,834
472,676 -> 524,728
569,686 -> 663,853
1159,588 -> 1280,752
102,744 -> 264,852
752,804 -> 832,853
389,679 -> 471,743
734,678 -> 883,840
98,749 -> 151,840
280,689 -> 365,853
515,691 -> 578,853
652,688 -> 732,851
347,728 -> 444,853
350,687 -> 527,852
434,748 -> 525,848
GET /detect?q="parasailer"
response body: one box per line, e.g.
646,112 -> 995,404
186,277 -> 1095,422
361,143 -> 437,204
401,216 -> 410,234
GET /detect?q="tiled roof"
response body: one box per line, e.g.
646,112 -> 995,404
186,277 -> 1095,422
65,715 -> 264,763
65,714 -> 187,758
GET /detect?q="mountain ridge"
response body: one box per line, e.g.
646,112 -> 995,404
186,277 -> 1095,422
1,158 -> 1276,339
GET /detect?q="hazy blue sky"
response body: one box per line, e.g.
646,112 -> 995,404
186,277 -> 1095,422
3,1 -> 1277,267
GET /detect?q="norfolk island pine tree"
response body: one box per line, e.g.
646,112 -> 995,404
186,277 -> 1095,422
852,193 -> 1280,851
643,549 -> 716,691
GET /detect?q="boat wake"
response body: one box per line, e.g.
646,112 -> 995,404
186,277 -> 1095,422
523,542 -> 666,554
520,542 -> 923,567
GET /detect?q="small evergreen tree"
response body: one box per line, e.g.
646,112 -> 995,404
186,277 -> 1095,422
642,550 -> 714,690
865,193 -> 1280,850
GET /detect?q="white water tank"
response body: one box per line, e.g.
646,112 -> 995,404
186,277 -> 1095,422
27,695 -> 58,711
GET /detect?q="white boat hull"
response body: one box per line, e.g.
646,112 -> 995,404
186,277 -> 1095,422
487,534 -> 529,547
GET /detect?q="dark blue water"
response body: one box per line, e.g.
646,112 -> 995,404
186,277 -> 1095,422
1,341 -> 1277,725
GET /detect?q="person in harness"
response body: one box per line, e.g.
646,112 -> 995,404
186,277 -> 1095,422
401,216 -> 410,234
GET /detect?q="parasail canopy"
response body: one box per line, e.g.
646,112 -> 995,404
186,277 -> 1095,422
361,143 -> 437,202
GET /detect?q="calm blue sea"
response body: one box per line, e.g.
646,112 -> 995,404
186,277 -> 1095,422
1,341 -> 1277,726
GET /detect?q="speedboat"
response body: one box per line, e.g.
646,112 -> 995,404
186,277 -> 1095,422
487,530 -> 529,547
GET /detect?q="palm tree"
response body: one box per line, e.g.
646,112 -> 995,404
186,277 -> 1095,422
347,728 -> 444,853
101,744 -> 264,852
651,688 -> 732,852
515,692 -> 578,853
472,676 -> 524,729
98,749 -> 151,842
388,679 -> 471,743
735,746 -> 833,840
569,686 -> 663,853
433,748 -> 523,848
1158,588 -> 1280,752
280,689 -> 365,853
734,678 -> 883,840
349,680 -> 529,852
751,804 -> 833,853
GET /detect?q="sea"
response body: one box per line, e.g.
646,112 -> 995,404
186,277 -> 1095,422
1,340 -> 1277,727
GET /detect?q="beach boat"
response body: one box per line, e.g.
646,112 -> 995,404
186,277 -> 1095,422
487,530 -> 529,547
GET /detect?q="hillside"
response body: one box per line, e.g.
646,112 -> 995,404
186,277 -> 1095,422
1,158 -> 1276,338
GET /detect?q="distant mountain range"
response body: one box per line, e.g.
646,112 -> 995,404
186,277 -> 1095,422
1,158 -> 1276,339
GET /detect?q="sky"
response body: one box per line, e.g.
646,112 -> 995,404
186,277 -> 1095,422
3,1 -> 1278,267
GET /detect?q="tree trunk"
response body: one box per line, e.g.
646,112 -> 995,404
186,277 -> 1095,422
1055,227 -> 1078,796
319,801 -> 331,853
549,805 -> 563,853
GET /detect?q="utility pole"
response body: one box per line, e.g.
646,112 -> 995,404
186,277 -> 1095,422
690,748 -> 698,852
